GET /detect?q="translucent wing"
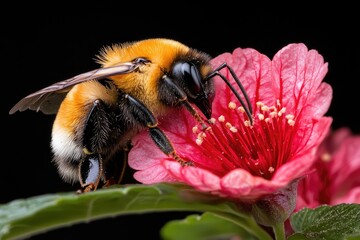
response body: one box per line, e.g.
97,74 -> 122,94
9,62 -> 140,115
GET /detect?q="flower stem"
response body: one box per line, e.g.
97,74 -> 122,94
273,222 -> 285,240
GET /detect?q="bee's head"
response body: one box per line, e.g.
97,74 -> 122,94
171,61 -> 215,119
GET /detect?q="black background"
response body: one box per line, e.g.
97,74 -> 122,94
2,5 -> 359,240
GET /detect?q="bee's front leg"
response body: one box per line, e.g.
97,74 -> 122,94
160,75 -> 208,129
126,94 -> 193,166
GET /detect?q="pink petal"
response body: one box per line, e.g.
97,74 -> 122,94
273,150 -> 317,184
326,127 -> 353,151
296,127 -> 360,209
285,117 -> 331,179
330,136 -> 360,190
133,162 -> 178,184
163,160 -> 221,192
162,160 -> 184,179
128,108 -> 205,171
231,48 -> 273,108
221,169 -> 283,199
302,82 -> 333,119
210,48 -> 273,115
272,43 -> 330,116
181,167 -> 221,192
128,131 -> 167,170
332,187 -> 360,205
291,117 -> 333,160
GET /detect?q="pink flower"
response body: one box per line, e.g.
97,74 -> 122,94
296,127 -> 360,210
129,43 -> 333,201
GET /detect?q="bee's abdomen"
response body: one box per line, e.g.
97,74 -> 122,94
50,81 -> 145,183
51,127 -> 83,183
51,81 -> 119,183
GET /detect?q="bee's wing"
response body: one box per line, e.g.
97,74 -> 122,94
9,62 -> 139,115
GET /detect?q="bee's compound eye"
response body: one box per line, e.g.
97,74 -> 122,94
172,62 -> 202,96
134,57 -> 150,64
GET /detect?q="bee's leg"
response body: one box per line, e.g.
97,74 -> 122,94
161,75 -> 208,130
78,99 -> 112,192
126,95 -> 192,166
77,153 -> 103,193
82,99 -> 110,155
103,141 -> 132,187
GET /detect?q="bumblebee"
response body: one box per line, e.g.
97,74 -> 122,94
9,38 -> 252,193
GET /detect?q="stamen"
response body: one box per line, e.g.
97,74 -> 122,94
321,152 -> 332,162
287,119 -> 295,126
261,105 -> 269,112
192,97 -> 297,180
229,126 -> 238,133
278,107 -> 286,117
270,112 -> 277,118
208,118 -> 216,124
192,126 -> 198,133
256,102 -> 264,107
269,106 -> 276,111
228,102 -> 236,109
286,114 -> 294,120
196,132 -> 207,146
258,113 -> 265,120
198,132 -> 206,139
196,139 -> 203,145
238,106 -> 245,113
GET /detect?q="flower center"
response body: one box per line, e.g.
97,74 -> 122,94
192,100 -> 296,180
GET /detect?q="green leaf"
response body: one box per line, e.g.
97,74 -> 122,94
0,183 -> 272,240
160,211 -> 258,240
288,203 -> 360,240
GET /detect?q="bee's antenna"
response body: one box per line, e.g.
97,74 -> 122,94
206,63 -> 253,125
